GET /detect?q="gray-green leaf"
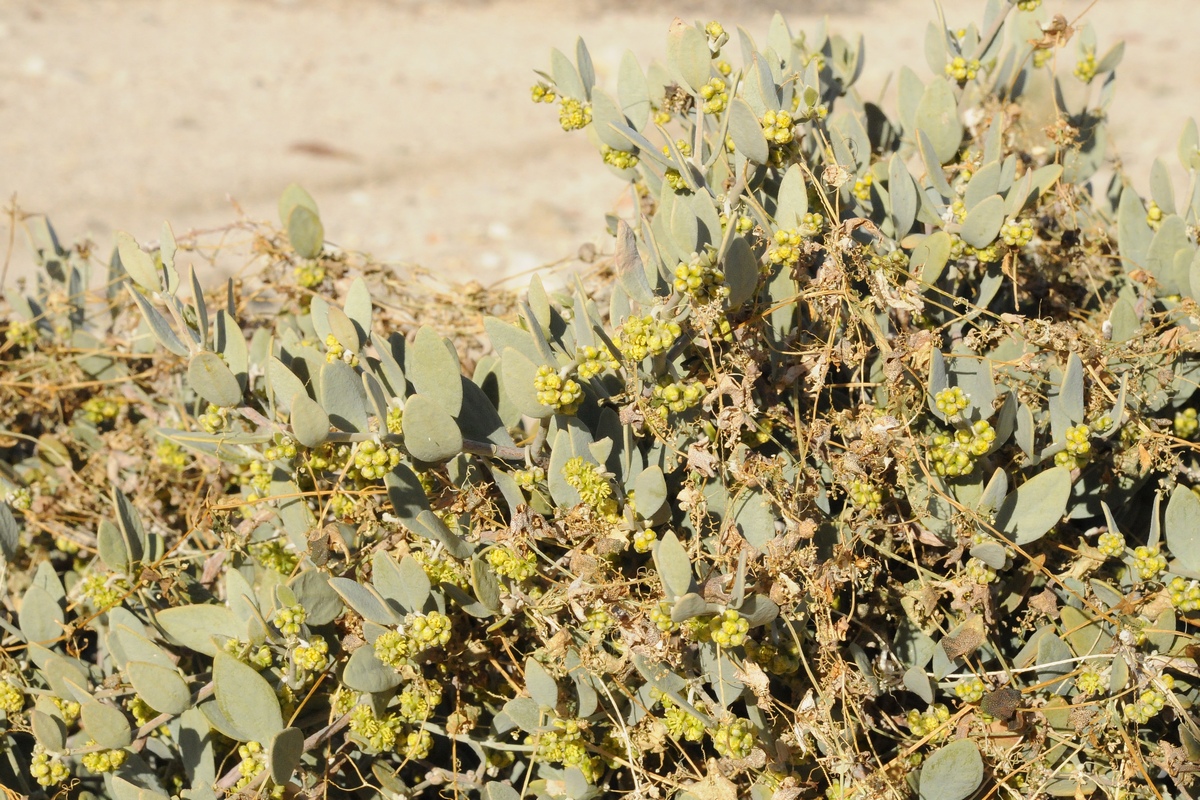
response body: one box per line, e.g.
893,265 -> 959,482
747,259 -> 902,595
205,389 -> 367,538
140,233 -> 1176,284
919,739 -> 982,800
213,652 -> 283,743
995,467 -> 1072,545
188,352 -> 242,408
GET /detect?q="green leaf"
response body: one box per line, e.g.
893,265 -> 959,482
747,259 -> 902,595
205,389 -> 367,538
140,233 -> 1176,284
550,47 -> 585,100
326,305 -> 361,353
319,358 -> 369,432
290,392 -> 331,447
728,98 -> 768,163
409,327 -> 463,417
775,164 -> 808,226
1179,117 -> 1200,171
279,183 -> 319,226
918,739 -> 982,800
402,393 -> 463,462
1060,606 -> 1112,657
501,696 -> 544,734
19,584 -> 63,644
995,467 -> 1072,545
98,518 -> 130,573
0,502 -> 17,562
730,489 -> 777,550
127,661 -> 191,715
156,604 -> 240,657
329,577 -> 400,625
911,231 -> 952,286
617,50 -> 650,130
1117,187 -> 1153,270
666,19 -> 711,92
903,665 -> 934,704
471,555 -> 501,614
1167,484 -> 1200,573
267,356 -> 308,416
591,89 -> 632,150
959,194 -> 1005,248
342,645 -> 403,693
82,700 -> 133,749
914,78 -> 962,164
213,652 -> 283,743
615,220 -> 655,305
269,727 -> 305,785
633,466 -> 668,520
888,154 -> 918,235
654,529 -> 693,599
129,289 -> 189,356
286,205 -> 324,259
188,352 -> 242,408
32,707 -> 67,752
286,569 -> 344,625
116,231 -> 161,293
724,236 -> 759,307
412,509 -> 474,560
525,657 -> 559,709
485,783 -> 522,800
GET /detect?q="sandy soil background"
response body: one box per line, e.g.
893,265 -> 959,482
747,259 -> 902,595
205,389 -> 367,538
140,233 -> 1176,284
1,0 -> 1197,287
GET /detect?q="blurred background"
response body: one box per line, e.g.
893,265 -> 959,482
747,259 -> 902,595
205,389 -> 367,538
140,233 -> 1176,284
0,0 -> 1196,285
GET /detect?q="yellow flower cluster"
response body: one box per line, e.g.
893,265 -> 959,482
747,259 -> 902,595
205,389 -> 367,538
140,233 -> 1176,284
954,677 -> 985,703
1000,218 -> 1034,247
274,604 -> 307,637
744,638 -> 800,675
529,718 -> 603,783
534,365 -> 584,415
760,110 -> 795,145
325,333 -> 359,367
1055,424 -> 1093,469
1074,51 -> 1097,83
929,420 -> 996,477
349,439 -> 402,482
853,172 -> 874,201
1097,530 -> 1125,558
906,704 -> 950,737
651,380 -> 704,419
563,456 -> 618,518
1132,545 -> 1167,581
31,744 -> 70,786
559,97 -> 592,131
82,396 -> 119,424
1175,408 -> 1198,438
1169,577 -> 1200,612
82,744 -> 129,774
601,145 -> 639,170
613,314 -> 682,361
712,717 -> 755,758
673,249 -> 730,303
945,56 -> 981,82
699,77 -> 728,115
934,387 -> 970,417
293,260 -> 326,288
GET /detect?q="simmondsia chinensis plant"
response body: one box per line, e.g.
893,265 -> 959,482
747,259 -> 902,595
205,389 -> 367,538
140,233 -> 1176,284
4,1 -> 1200,798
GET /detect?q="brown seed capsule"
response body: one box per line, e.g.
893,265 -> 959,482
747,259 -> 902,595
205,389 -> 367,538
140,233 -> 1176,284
980,687 -> 1022,721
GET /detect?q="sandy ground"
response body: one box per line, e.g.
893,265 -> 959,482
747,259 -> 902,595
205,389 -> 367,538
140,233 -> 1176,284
0,0 -> 1197,288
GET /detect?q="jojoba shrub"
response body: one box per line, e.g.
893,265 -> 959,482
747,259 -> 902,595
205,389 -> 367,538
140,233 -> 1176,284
4,2 -> 1200,798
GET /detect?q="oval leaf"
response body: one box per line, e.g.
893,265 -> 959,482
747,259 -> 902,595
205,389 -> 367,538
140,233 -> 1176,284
269,727 -> 305,785
402,394 -> 463,462
290,392 -> 331,448
188,352 -> 242,408
995,467 -> 1072,545
408,327 -> 463,418
919,739 -> 983,800
127,661 -> 191,716
1166,484 -> 1200,573
213,652 -> 283,744
82,700 -> 133,749
287,205 -> 324,260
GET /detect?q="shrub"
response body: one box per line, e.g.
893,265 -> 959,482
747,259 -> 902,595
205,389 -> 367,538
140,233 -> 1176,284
3,2 -> 1200,799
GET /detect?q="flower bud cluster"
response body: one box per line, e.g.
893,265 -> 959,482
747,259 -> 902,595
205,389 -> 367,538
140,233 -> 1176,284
852,172 -> 874,201
1124,687 -> 1167,724
82,396 -> 119,424
558,97 -> 592,131
1132,545 -> 1167,581
945,56 -> 981,82
82,572 -> 131,610
323,334 -> 357,366
563,456 -> 618,519
1169,577 -> 1200,612
534,365 -> 584,415
700,78 -> 729,115
274,604 -> 307,637
929,421 -> 996,477
513,465 -> 545,490
6,319 -> 38,348
1075,667 -> 1105,697
707,609 -> 750,647
965,558 -> 997,585
1097,530 -> 1126,558
712,717 -> 755,758
760,110 -> 795,145
650,600 -> 679,633
1054,424 -> 1093,469
263,437 -> 298,462
661,697 -> 704,742
487,546 -> 538,581
0,680 -> 23,715
601,145 -> 640,170
744,638 -> 799,675
1175,408 -> 1198,438
82,743 -> 129,774
934,387 -> 970,417
846,479 -> 882,512
954,677 -> 985,703
199,403 -> 229,434
633,527 -> 657,552
613,314 -> 682,361
673,249 -> 730,303
31,744 -> 70,786
576,344 -> 619,379
530,83 -> 556,104
651,380 -> 705,419
293,261 -> 326,288
349,439 -> 402,482
767,228 -> 805,268
1000,218 -> 1034,247
529,718 -> 604,782
906,704 -> 950,737
1074,51 -> 1097,83
349,704 -> 403,752
292,636 -> 330,672
1147,201 -> 1164,230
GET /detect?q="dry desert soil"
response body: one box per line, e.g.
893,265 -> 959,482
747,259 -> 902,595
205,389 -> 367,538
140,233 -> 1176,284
1,0 -> 1197,286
